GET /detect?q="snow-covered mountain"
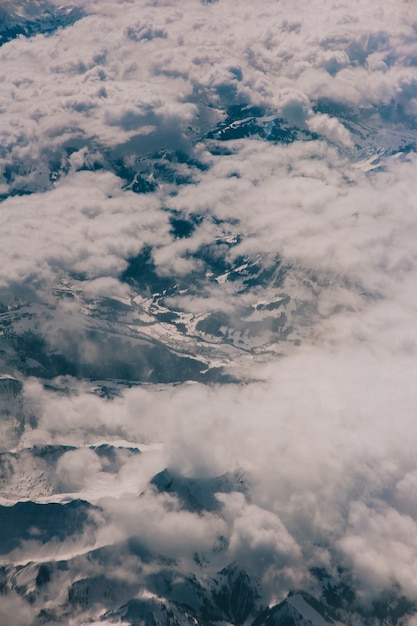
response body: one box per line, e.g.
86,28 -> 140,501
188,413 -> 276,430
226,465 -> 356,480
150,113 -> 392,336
0,1 -> 83,47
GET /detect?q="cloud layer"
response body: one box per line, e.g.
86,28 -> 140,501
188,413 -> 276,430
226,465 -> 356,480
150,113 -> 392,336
1,0 -> 417,623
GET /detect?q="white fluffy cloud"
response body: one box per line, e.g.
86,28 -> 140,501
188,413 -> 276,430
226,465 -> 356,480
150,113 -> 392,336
0,169 -> 167,298
1,0 -> 416,195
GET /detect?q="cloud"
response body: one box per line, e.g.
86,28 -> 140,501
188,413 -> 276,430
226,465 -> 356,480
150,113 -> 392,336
2,0 -> 417,619
99,490 -> 227,562
0,169 -> 167,294
218,491 -> 302,565
339,501 -> 417,599
307,113 -> 353,146
0,592 -> 35,626
56,448 -> 103,492
17,333 -> 417,599
0,0 -> 415,200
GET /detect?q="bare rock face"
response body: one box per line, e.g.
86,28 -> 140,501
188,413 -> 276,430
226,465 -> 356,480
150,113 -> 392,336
212,565 -> 259,625
0,375 -> 22,401
0,375 -> 23,452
